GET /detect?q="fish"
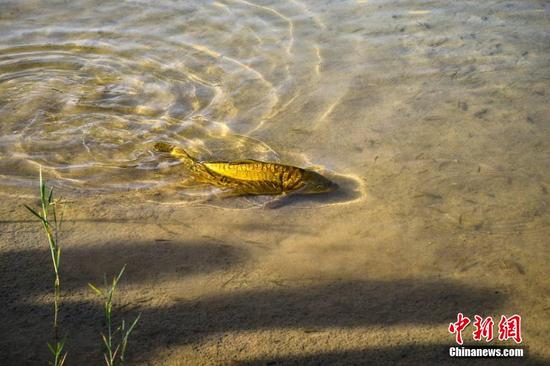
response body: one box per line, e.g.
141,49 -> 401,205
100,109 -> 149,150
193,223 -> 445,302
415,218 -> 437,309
153,142 -> 338,196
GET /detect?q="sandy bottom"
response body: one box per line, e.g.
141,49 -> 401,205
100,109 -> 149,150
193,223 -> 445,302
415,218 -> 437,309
1,182 -> 549,365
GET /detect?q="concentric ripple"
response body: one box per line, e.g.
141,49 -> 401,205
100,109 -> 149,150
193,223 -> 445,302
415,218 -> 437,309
0,0 -> 333,198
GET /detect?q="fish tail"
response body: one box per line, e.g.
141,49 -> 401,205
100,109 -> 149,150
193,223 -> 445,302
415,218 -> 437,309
154,142 -> 197,165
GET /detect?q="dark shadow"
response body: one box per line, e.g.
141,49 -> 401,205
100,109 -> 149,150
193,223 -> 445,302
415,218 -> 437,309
1,274 -> 507,365
0,240 -> 248,300
236,345 -> 546,366
128,279 -> 505,356
272,171 -> 366,208
0,240 -> 248,364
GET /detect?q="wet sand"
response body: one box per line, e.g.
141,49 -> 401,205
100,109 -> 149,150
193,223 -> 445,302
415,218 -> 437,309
2,193 -> 549,365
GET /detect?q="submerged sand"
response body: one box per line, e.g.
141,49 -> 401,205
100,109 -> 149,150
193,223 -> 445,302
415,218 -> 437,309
2,190 -> 548,365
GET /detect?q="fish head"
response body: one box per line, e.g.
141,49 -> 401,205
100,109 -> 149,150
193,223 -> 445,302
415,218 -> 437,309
300,170 -> 338,194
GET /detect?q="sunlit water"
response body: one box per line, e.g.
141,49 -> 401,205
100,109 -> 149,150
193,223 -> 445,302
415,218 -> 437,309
1,0 -> 548,206
1,0 -> 363,203
1,0 -> 550,362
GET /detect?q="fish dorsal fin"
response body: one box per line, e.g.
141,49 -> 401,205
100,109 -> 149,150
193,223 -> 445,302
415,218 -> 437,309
204,159 -> 264,165
203,159 -> 279,181
229,159 -> 264,165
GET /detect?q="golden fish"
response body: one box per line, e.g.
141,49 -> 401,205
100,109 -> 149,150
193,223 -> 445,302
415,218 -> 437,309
153,142 -> 337,196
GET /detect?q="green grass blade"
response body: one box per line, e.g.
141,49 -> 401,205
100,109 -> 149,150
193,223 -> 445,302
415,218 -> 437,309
88,283 -> 103,297
119,313 -> 141,362
51,199 -> 58,227
101,333 -> 110,350
59,352 -> 67,366
48,186 -> 54,205
115,265 -> 126,284
24,204 -> 45,222
112,344 -> 120,360
39,167 -> 46,201
56,246 -> 62,268
126,314 -> 141,337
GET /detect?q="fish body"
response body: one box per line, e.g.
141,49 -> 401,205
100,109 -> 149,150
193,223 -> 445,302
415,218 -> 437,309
154,142 -> 337,196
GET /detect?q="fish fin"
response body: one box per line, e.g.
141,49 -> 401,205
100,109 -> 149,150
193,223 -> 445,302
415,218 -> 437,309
180,175 -> 215,188
263,192 -> 292,209
207,159 -> 263,165
201,189 -> 247,204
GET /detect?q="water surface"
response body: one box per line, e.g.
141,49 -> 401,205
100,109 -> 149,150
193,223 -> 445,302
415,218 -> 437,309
1,0 -> 549,364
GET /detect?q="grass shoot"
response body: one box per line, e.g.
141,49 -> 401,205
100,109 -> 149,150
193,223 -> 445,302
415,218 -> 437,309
89,265 -> 141,366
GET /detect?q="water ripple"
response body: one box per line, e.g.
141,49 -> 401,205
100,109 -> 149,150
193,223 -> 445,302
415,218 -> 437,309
0,0 -> 333,200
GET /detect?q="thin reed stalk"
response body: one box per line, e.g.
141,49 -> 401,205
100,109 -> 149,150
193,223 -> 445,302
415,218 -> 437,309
24,168 -> 67,366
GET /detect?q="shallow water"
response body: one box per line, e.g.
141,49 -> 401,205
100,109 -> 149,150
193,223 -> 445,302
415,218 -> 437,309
1,1 -> 548,203
1,0 -> 549,364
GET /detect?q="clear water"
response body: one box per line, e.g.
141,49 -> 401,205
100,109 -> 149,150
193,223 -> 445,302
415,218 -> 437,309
1,0 -> 549,363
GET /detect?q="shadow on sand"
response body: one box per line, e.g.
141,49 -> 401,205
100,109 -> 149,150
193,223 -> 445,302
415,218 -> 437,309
0,240 -> 515,365
1,240 -> 248,295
